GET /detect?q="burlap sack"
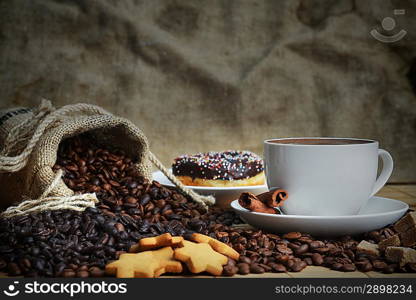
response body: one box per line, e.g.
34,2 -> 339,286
0,101 -> 214,216
0,107 -> 34,207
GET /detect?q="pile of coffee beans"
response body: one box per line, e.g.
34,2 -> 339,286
0,206 -> 193,277
0,134 -> 414,277
209,224 -> 410,276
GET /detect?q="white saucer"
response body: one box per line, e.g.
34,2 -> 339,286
231,196 -> 408,237
152,170 -> 268,208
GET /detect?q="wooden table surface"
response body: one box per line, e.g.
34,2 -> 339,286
1,184 -> 416,279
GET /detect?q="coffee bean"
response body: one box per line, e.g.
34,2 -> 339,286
34,258 -> 45,270
270,263 -> 286,272
331,263 -> 343,271
140,194 -> 151,206
0,259 -> 7,270
223,265 -> 238,276
283,232 -> 302,239
8,263 -> 21,276
125,197 -> 138,204
75,270 -> 89,278
356,262 -> 373,272
373,261 -> 387,270
250,263 -> 265,274
314,247 -> 330,254
259,248 -> 273,257
115,223 -> 125,232
276,255 -> 290,263
226,259 -> 236,267
291,261 -> 307,272
341,264 -> 356,272
276,244 -> 293,255
78,265 -> 89,271
54,263 -> 66,276
91,177 -> 101,186
103,184 -> 112,191
237,263 -> 250,275
309,241 -> 325,249
312,253 -> 323,265
295,244 -> 309,255
62,270 -> 76,278
345,249 -> 355,260
383,264 -> 396,274
286,259 -> 295,269
31,247 -> 40,256
288,242 -> 300,250
323,257 -> 334,265
19,258 -> 31,269
89,267 -> 105,277
259,263 -> 272,272
239,256 -> 251,264
368,231 -> 382,242
68,263 -> 78,270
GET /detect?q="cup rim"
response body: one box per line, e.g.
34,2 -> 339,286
264,137 -> 377,146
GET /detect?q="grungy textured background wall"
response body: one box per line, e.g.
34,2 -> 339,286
0,0 -> 415,182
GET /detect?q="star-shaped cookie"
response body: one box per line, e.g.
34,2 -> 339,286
106,246 -> 183,278
190,233 -> 240,260
174,240 -> 228,276
129,233 -> 184,252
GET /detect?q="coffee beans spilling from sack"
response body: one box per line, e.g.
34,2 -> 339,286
0,134 -> 415,277
54,135 -> 208,224
0,134 -> 239,277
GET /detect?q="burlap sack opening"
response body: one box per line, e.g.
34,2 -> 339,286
27,114 -> 152,201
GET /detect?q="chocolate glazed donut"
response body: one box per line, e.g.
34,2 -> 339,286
172,151 -> 265,187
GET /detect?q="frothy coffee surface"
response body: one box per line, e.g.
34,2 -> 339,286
270,138 -> 372,145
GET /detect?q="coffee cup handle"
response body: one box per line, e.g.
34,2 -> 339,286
370,149 -> 394,197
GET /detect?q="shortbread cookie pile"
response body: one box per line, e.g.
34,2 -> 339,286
106,233 -> 239,277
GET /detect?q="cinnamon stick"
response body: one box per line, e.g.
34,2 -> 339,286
238,192 -> 276,214
256,189 -> 288,207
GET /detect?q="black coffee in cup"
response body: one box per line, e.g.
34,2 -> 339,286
270,138 -> 372,145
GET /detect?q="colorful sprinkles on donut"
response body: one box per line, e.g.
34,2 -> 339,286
172,150 -> 264,181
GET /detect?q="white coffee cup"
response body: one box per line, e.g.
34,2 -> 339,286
264,137 -> 393,216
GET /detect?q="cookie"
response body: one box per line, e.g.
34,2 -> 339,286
152,246 -> 184,277
190,233 -> 240,261
106,247 -> 182,278
174,240 -> 228,276
129,233 -> 184,252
